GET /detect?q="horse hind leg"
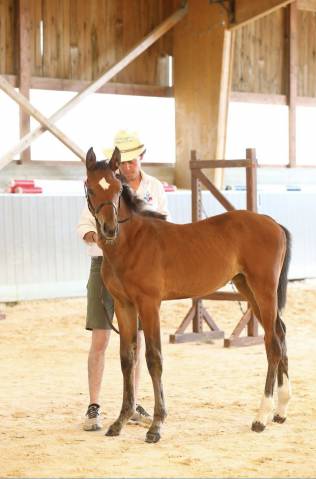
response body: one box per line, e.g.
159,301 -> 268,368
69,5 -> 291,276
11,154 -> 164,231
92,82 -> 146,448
232,274 -> 261,321
273,314 -> 292,424
233,274 -> 281,432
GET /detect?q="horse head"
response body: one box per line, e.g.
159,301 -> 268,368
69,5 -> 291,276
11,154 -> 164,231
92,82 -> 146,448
85,147 -> 123,243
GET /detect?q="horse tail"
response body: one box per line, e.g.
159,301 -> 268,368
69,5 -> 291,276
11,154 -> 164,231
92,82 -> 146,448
277,225 -> 292,312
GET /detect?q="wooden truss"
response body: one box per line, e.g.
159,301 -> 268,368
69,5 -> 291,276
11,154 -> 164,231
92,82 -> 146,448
169,148 -> 264,348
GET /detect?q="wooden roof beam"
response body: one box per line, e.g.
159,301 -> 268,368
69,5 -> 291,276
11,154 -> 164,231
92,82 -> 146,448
0,4 -> 188,170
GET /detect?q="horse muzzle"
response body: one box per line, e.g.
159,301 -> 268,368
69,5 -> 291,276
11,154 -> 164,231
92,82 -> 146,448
99,221 -> 119,244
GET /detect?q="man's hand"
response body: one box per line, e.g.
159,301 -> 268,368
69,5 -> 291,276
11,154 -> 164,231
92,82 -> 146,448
83,231 -> 97,243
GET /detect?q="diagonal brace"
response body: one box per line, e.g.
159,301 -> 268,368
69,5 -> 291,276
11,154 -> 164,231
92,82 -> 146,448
0,75 -> 86,161
0,4 -> 188,169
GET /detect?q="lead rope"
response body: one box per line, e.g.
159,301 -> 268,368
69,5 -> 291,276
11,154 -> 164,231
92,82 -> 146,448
100,285 -> 120,334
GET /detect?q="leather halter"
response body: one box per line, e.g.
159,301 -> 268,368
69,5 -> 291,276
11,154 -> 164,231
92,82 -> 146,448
84,181 -> 130,224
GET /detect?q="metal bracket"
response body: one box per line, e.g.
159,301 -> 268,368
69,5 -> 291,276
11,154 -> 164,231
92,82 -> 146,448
209,0 -> 235,24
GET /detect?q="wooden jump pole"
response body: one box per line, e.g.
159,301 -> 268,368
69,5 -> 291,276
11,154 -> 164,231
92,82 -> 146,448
169,148 -> 263,348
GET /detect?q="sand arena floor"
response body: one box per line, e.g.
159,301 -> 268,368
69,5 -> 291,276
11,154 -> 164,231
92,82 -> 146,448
0,281 -> 316,478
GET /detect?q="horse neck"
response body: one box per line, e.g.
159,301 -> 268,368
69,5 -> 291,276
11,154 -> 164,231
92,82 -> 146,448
111,196 -> 143,247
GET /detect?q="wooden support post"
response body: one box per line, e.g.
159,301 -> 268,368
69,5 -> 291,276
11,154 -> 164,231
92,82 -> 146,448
246,148 -> 258,212
18,0 -> 31,163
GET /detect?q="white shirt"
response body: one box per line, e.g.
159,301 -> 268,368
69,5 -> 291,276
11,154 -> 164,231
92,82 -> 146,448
77,170 -> 170,257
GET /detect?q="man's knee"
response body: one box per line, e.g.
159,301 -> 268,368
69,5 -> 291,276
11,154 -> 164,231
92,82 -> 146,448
90,329 -> 111,354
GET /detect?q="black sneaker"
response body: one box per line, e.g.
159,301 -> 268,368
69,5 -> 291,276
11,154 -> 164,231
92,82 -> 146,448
129,404 -> 152,427
83,403 -> 101,431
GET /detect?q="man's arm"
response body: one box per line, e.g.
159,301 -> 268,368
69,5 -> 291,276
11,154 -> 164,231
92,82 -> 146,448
77,205 -> 98,243
155,181 -> 171,221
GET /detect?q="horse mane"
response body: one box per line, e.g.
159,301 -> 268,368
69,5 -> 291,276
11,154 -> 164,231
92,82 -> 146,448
120,179 -> 167,221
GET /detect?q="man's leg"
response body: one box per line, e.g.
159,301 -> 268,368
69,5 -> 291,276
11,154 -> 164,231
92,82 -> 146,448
88,329 -> 111,404
83,329 -> 111,431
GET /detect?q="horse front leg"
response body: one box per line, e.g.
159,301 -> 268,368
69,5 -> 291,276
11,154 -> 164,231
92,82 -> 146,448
139,301 -> 167,443
105,301 -> 138,437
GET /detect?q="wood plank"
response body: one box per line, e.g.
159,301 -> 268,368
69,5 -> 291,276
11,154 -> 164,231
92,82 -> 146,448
215,29 -> 234,188
297,0 -> 316,11
231,91 -> 287,104
190,159 -> 253,168
194,169 -> 236,212
2,0 -> 17,75
224,335 -> 263,348
0,4 -> 187,170
18,0 -> 32,163
31,77 -> 173,96
170,331 -> 224,344
61,0 -> 70,79
202,292 -> 246,301
232,0 -> 294,29
228,309 -> 252,338
69,0 -> 80,79
246,148 -> 258,212
0,74 -> 173,96
30,0 -> 44,76
0,75 -> 85,161
232,9 -> 286,94
0,0 -> 6,73
288,2 -> 297,167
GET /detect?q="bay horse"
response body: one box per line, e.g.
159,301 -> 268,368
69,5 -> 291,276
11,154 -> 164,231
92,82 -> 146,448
84,146 -> 292,443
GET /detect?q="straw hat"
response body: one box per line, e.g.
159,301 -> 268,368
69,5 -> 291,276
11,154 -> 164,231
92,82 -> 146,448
103,130 -> 146,163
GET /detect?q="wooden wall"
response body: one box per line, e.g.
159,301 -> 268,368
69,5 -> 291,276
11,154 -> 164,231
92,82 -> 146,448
232,6 -> 316,98
1,0 -> 316,96
297,9 -> 316,96
232,9 -> 287,94
0,0 -> 175,85
0,0 -> 16,75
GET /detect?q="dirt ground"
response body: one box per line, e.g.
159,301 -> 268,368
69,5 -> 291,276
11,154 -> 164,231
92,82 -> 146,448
1,281 -> 316,478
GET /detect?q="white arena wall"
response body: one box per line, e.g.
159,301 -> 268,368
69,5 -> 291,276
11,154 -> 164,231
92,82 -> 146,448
0,190 -> 315,302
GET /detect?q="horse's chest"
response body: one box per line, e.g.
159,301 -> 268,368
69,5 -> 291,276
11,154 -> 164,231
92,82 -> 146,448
101,266 -> 132,302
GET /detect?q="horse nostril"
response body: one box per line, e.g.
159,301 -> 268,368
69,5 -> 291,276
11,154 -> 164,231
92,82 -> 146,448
107,228 -> 117,238
100,223 -> 116,238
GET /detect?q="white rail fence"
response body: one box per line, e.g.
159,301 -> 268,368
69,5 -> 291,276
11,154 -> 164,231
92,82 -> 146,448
1,190 -> 315,301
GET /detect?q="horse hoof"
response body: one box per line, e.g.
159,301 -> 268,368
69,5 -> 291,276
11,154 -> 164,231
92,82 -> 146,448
105,424 -> 121,437
145,431 -> 161,443
251,421 -> 265,433
273,414 -> 286,424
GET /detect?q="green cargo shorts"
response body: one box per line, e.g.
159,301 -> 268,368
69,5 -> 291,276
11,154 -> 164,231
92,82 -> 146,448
85,256 -> 143,331
86,257 -> 114,330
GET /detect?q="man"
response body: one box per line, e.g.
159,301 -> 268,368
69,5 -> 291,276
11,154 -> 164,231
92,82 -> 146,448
77,130 -> 170,431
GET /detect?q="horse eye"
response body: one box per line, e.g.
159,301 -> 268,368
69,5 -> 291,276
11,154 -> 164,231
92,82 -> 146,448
87,187 -> 95,195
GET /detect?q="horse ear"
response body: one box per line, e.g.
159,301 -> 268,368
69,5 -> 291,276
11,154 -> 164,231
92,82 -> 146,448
86,147 -> 96,170
109,146 -> 121,171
